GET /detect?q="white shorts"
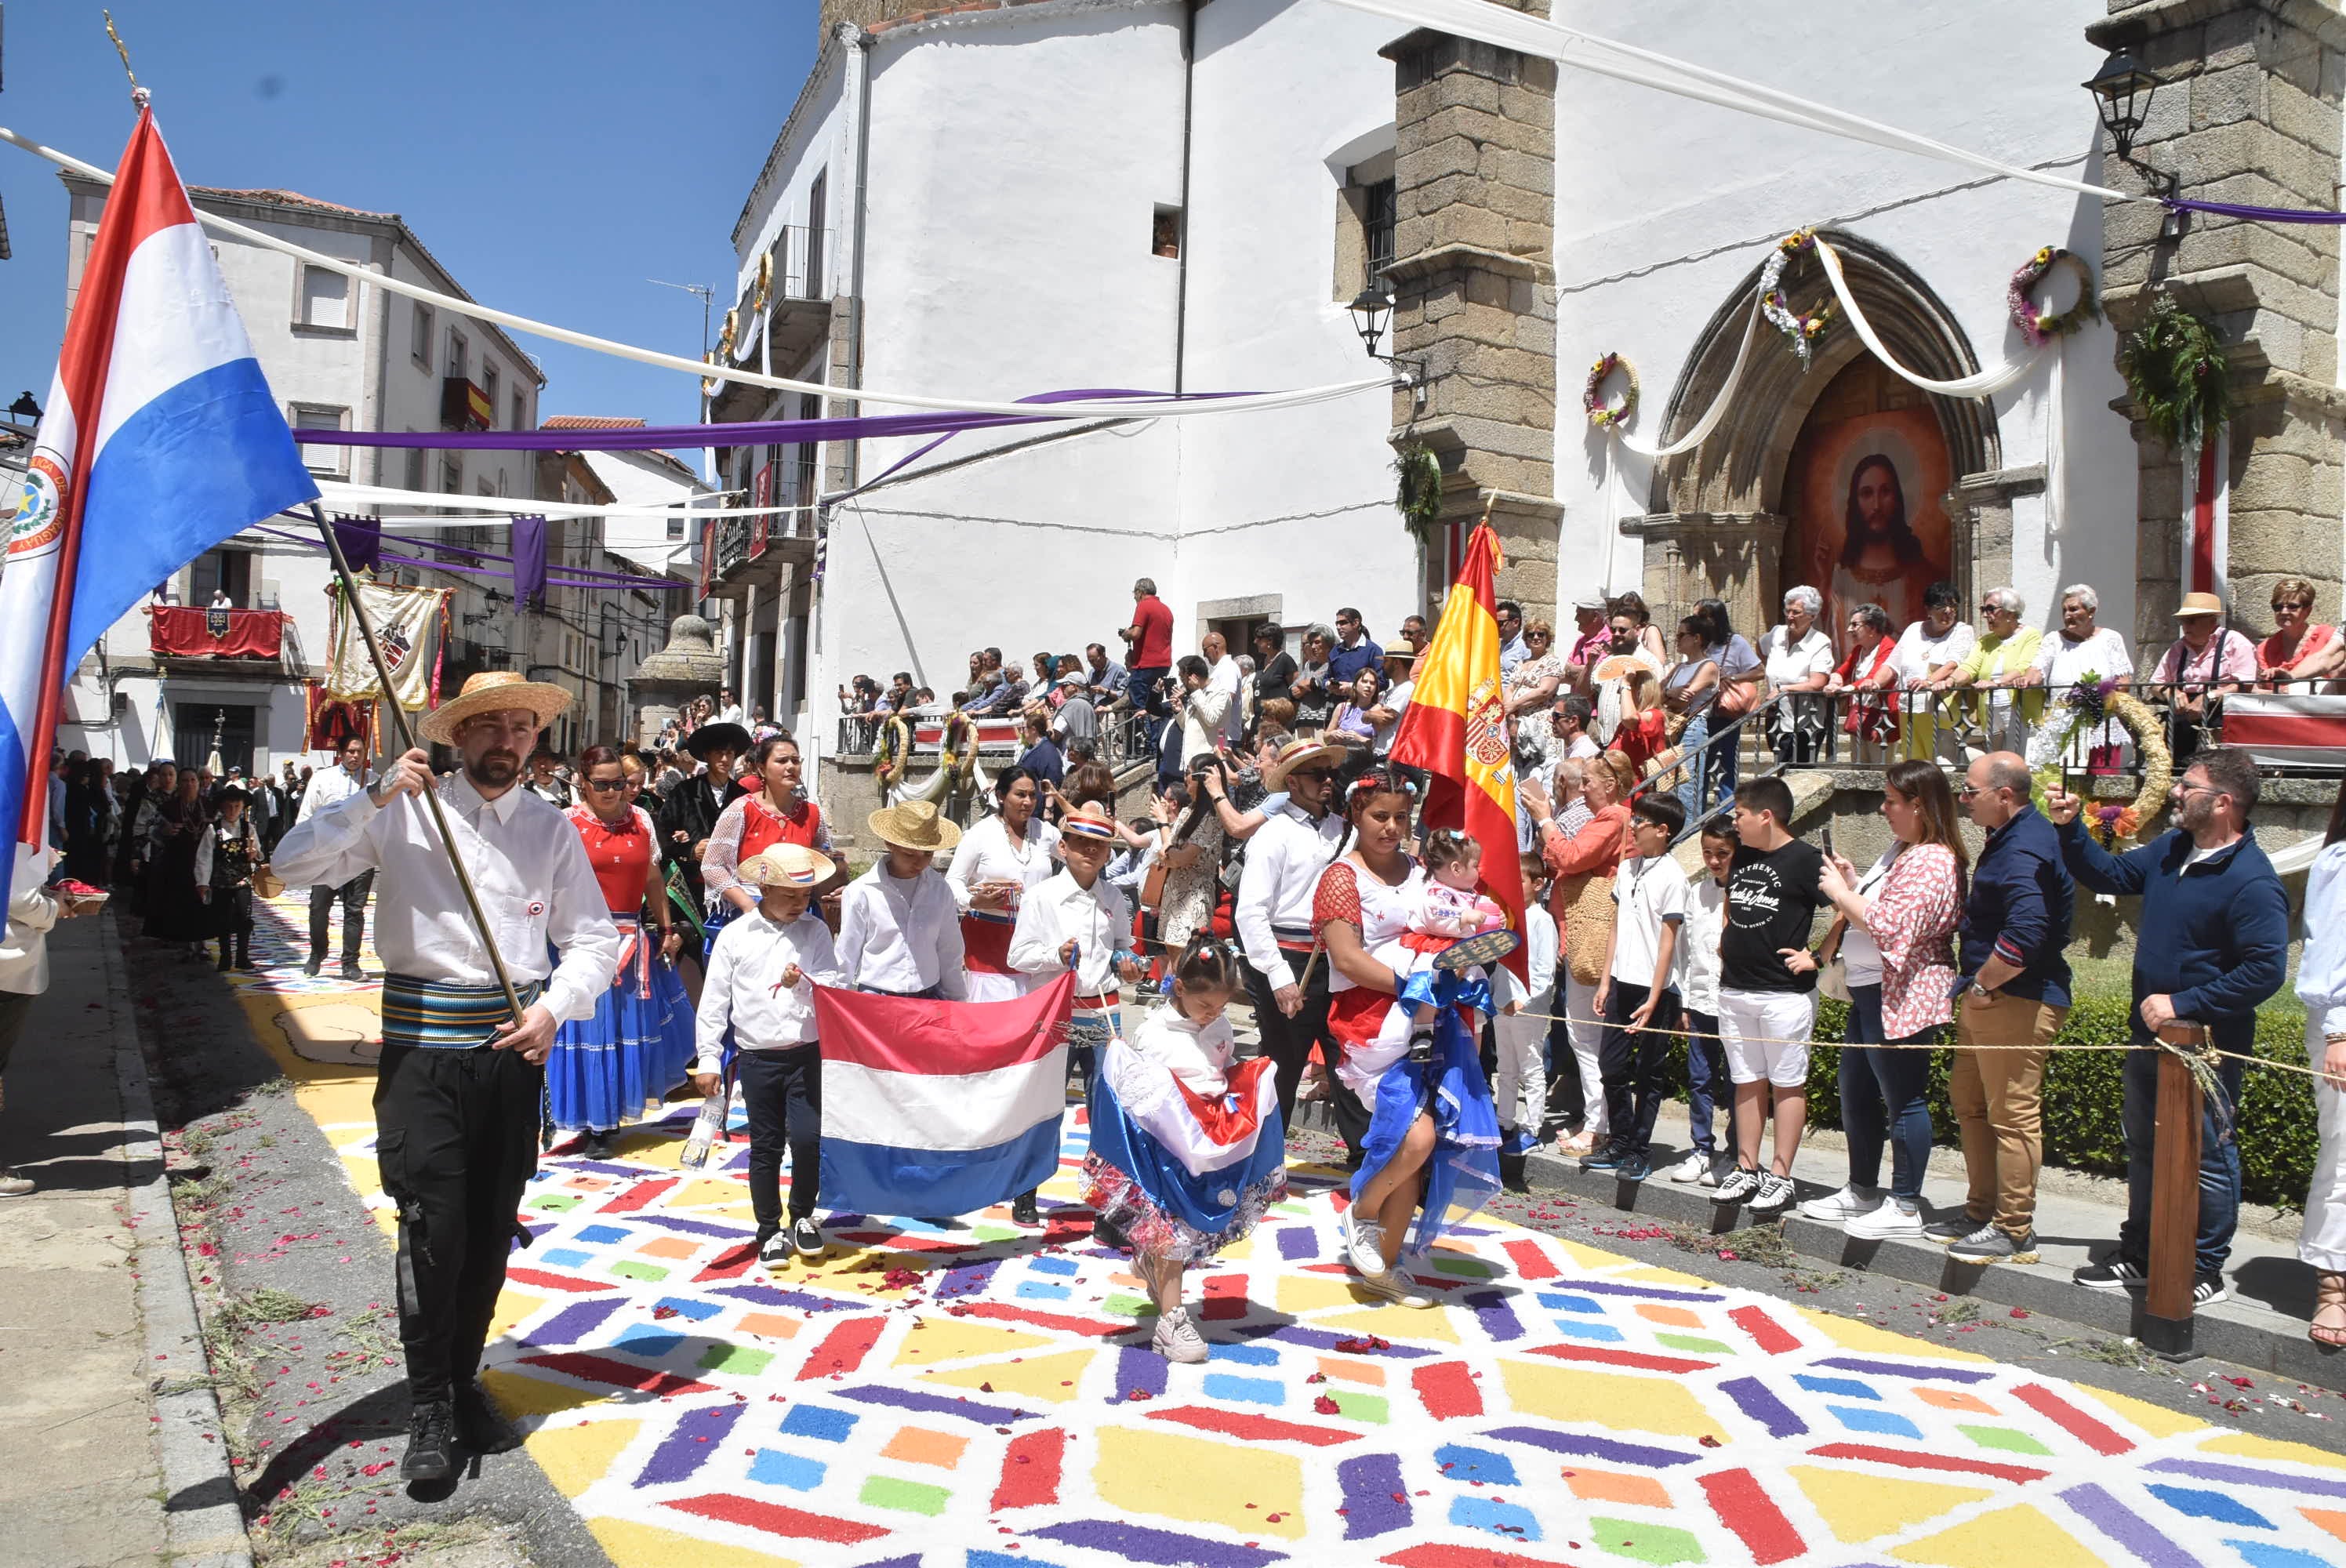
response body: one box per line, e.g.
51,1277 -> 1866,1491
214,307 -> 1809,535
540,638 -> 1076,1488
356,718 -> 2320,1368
1716,988 -> 1817,1087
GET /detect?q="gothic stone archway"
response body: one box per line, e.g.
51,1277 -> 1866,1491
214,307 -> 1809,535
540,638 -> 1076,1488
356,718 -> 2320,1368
1620,230 -> 2034,641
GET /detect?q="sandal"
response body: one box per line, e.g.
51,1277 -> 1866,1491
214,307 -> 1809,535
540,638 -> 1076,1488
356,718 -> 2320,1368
2312,1272 -> 2346,1351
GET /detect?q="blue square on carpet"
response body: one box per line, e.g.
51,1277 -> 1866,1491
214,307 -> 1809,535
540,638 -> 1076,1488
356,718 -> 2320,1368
1828,1404 -> 1921,1439
747,1448 -> 827,1491
1794,1374 -> 1879,1401
1200,1374 -> 1284,1406
1434,1444 -> 1520,1486
1550,1319 -> 1626,1343
1206,1341 -> 1280,1366
1538,1292 -> 1603,1314
1448,1494 -> 1542,1541
653,1296 -> 722,1322
1016,1280 -> 1072,1301
575,1225 -> 631,1245
2146,1485 -> 2273,1529
1030,1255 -> 1080,1276
539,1247 -> 593,1269
612,1328 -> 683,1359
780,1403 -> 859,1443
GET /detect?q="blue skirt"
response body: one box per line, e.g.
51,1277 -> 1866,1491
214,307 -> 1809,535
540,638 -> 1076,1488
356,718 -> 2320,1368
1349,988 -> 1502,1258
546,920 -> 697,1131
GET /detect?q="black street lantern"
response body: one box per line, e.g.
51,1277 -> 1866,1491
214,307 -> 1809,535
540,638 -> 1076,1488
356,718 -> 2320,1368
2085,49 -> 2159,164
6,390 -> 38,422
1346,282 -> 1394,361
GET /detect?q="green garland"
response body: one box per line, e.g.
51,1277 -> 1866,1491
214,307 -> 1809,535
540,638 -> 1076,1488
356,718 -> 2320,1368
1393,440 -> 1444,535
2118,296 -> 2234,449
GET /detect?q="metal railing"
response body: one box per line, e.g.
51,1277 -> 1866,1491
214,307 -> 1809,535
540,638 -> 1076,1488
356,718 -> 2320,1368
1614,677 -> 2341,844
833,691 -> 1157,771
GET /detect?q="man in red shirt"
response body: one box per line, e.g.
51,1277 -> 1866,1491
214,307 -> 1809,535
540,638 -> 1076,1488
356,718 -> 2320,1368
1120,576 -> 1175,755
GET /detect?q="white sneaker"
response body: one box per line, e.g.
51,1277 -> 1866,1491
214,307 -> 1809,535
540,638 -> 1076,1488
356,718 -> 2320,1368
1797,1184 -> 1883,1224
1344,1210 -> 1389,1278
1750,1173 -> 1796,1213
1713,1166 -> 1760,1203
1151,1305 -> 1210,1363
1665,1152 -> 1709,1184
1845,1200 -> 1926,1240
1357,1272 -> 1435,1309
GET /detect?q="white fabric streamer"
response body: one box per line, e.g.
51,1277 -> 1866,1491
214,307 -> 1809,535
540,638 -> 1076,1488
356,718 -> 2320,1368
0,122 -> 1391,422
1605,299 -> 1765,460
1320,0 -> 2134,209
1812,239 -> 2044,399
2046,342 -> 2066,535
314,479 -> 804,523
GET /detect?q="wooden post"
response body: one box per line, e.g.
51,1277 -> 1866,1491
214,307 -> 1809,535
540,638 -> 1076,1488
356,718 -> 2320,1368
2141,1022 -> 2206,1359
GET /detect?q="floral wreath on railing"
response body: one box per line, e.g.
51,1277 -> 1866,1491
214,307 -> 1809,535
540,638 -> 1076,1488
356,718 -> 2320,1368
942,710 -> 982,783
2025,676 -> 2171,846
870,713 -> 913,792
2007,246 -> 2100,348
1759,228 -> 1835,366
1583,352 -> 1639,430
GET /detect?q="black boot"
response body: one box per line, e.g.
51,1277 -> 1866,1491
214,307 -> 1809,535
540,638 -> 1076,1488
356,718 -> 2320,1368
215,941 -> 233,971
234,935 -> 256,971
1498,1150 -> 1531,1195
401,1401 -> 458,1482
454,1380 -> 521,1455
1011,1190 -> 1040,1227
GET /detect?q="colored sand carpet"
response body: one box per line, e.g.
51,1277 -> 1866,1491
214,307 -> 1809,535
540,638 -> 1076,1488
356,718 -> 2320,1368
234,891 -> 2346,1568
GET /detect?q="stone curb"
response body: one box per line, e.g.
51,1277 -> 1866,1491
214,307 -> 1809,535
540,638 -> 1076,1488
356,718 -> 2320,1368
104,912 -> 255,1568
1520,1145 -> 2345,1388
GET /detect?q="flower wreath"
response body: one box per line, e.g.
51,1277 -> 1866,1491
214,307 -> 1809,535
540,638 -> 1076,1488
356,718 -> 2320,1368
2025,677 -> 2171,847
1759,228 -> 1835,366
870,713 -> 913,790
2007,246 -> 2100,349
942,710 -> 982,783
1584,352 -> 1639,430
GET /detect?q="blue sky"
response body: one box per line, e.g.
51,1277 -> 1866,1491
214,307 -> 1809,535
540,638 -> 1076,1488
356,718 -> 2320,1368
0,0 -> 815,430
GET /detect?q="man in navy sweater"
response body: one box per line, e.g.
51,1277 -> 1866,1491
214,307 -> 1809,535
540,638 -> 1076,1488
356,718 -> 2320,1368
2047,745 -> 2288,1307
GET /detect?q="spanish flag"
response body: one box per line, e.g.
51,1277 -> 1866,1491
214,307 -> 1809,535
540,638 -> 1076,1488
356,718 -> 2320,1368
1389,523 -> 1527,978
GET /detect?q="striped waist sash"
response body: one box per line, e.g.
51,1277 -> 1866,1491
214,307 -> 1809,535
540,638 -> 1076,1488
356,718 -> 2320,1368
382,972 -> 547,1051
961,910 -> 1016,974
1272,923 -> 1316,954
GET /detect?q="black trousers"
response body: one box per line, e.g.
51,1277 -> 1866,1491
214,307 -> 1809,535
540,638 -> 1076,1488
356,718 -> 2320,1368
1600,981 -> 1683,1155
372,1042 -> 543,1407
1243,953 -> 1371,1163
738,1044 -> 821,1230
309,872 -> 373,964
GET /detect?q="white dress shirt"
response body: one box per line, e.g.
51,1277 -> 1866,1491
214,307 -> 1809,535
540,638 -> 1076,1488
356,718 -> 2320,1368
836,863 -> 967,998
1208,655 -> 1244,748
1128,1004 -> 1237,1098
1008,868 -> 1132,997
270,771 -> 620,1025
292,760 -> 365,844
1235,800 -> 1346,989
945,813 -> 1061,915
0,845 -> 62,996
695,907 -> 843,1070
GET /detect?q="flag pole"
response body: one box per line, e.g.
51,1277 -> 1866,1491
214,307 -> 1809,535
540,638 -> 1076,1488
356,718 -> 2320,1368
307,501 -> 527,1027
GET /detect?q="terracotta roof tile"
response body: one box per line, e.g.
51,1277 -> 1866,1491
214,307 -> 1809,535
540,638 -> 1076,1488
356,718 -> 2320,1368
541,416 -> 650,430
189,186 -> 392,220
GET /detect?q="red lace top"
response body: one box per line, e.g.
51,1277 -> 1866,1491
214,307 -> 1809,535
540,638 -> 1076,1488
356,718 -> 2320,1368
568,804 -> 656,915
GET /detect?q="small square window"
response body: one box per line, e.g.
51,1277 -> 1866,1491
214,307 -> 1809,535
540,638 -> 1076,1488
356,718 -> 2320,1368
297,264 -> 350,330
1152,205 -> 1182,259
412,303 -> 434,367
291,405 -> 349,476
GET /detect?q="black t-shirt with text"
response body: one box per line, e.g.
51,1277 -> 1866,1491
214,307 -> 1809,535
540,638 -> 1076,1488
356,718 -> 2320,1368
1721,839 -> 1828,993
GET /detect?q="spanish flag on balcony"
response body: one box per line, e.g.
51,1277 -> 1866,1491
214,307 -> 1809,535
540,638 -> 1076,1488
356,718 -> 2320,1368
1389,522 -> 1527,978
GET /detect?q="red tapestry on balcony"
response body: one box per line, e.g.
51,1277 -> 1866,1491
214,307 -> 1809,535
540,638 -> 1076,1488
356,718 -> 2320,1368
150,605 -> 284,659
304,684 -> 374,757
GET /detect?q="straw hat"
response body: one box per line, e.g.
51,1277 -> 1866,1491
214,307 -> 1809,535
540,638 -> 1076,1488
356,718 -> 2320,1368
1059,804 -> 1119,845
2174,592 -> 2226,619
1263,735 -> 1349,789
739,843 -> 830,891
867,798 -> 962,854
418,670 -> 572,746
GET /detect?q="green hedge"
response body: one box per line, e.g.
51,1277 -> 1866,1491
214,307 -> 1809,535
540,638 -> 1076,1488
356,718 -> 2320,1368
1667,994 -> 2320,1211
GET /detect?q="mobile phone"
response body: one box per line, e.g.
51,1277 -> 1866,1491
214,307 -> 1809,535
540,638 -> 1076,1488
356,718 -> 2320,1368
1821,821 -> 1836,859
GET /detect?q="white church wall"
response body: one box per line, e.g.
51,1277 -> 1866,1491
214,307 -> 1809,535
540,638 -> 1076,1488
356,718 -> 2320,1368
1172,0 -> 1419,648
1545,0 -> 2134,645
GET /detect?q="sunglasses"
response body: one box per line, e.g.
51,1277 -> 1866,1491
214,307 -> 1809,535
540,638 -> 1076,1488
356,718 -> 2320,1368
2275,601 -> 2312,613
1287,768 -> 1334,782
583,778 -> 626,792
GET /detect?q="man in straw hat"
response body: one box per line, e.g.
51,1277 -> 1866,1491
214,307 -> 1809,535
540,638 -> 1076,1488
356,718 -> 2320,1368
695,843 -> 844,1267
271,670 -> 621,1484
1235,734 -> 1366,1163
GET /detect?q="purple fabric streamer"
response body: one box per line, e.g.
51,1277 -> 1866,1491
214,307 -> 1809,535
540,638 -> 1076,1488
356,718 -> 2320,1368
2166,196 -> 2346,224
837,387 -> 1150,499
285,388 -> 1237,452
511,514 -> 549,609
330,514 -> 382,572
252,521 -> 679,591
